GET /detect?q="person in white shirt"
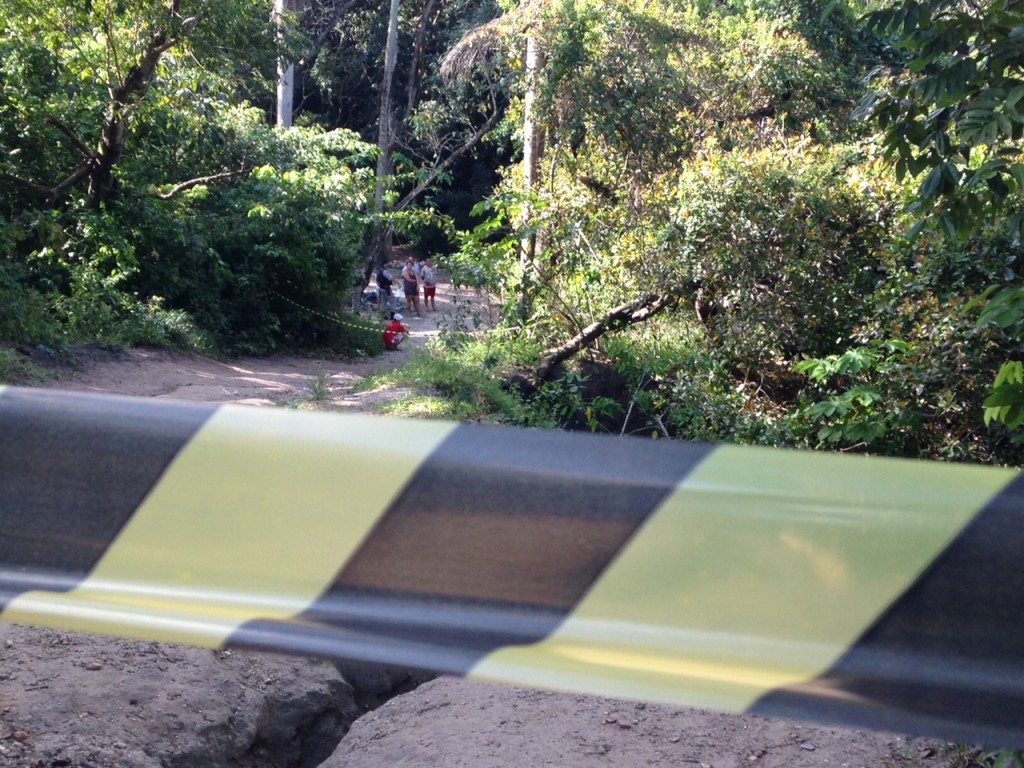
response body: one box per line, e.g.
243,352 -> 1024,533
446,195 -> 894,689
421,257 -> 437,311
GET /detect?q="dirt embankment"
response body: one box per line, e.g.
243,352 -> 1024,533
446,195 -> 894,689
2,276 -> 947,767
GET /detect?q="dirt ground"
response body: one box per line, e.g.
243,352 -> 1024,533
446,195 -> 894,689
1,275 -> 950,767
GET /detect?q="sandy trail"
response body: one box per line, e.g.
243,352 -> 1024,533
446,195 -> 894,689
44,273 -> 496,409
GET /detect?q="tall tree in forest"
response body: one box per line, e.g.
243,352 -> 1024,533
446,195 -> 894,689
276,0 -> 297,128
518,31 -> 545,309
362,0 -> 403,276
0,0 -> 277,208
359,0 -> 509,276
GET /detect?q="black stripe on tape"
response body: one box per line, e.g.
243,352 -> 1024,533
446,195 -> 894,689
752,472 -> 1024,746
231,425 -> 713,671
0,389 -> 215,603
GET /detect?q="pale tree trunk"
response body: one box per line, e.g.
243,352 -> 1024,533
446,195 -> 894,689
519,33 -> 545,309
362,0 -> 402,283
275,0 -> 295,128
375,0 -> 401,215
277,60 -> 295,128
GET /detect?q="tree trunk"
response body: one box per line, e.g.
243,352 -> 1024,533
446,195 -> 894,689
533,294 -> 675,385
374,0 -> 401,216
362,0 -> 402,279
518,34 -> 546,310
88,30 -> 177,207
275,0 -> 295,128
403,0 -> 438,121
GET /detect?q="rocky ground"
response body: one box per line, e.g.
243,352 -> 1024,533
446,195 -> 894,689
1,276 -> 949,767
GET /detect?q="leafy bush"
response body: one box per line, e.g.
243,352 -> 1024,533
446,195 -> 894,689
1,95 -> 376,356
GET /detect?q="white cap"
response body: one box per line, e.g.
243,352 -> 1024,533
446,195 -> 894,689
393,313 -> 403,321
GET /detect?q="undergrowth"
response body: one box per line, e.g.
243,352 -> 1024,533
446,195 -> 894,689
359,338 -> 543,425
0,348 -> 50,385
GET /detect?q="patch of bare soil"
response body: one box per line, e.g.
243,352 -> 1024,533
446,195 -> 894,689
2,276 -> 948,767
37,274 -> 497,410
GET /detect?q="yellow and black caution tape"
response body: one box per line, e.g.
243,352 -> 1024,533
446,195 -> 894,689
2,385 -> 1023,747
270,288 -> 384,334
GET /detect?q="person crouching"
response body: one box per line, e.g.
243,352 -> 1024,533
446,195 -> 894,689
382,312 -> 409,351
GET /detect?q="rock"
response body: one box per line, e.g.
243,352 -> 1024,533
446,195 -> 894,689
0,624 -> 360,768
318,677 -> 944,768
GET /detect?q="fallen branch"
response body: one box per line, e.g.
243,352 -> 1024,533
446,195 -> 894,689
533,293 -> 676,385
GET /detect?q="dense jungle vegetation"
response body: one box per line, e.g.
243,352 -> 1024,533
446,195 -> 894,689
2,0 -> 1024,466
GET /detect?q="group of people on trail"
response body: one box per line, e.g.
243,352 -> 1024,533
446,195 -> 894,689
373,255 -> 437,318
377,254 -> 438,351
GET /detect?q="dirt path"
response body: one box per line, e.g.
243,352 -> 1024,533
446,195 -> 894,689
43,273 -> 497,410
1,276 -> 950,767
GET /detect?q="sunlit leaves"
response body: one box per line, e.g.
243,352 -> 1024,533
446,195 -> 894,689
984,360 -> 1024,428
858,0 -> 1024,239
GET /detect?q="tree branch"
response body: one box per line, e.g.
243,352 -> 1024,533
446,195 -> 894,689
404,0 -> 439,121
1,163 -> 93,203
45,117 -> 96,160
296,0 -> 360,74
392,106 -> 502,213
533,293 -> 676,385
153,169 -> 248,200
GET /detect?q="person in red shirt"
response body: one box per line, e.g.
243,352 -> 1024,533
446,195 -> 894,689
382,312 -> 409,351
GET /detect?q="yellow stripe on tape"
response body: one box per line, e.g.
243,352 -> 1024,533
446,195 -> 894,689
2,406 -> 455,646
471,445 -> 1015,711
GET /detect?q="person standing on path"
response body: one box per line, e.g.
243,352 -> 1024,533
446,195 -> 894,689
421,257 -> 437,311
376,264 -> 395,310
401,257 -> 422,317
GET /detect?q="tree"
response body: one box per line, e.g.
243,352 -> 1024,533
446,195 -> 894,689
0,0 -> 280,209
857,0 -> 1024,237
359,0 -> 510,279
0,0 -> 379,354
459,0 -> 878,382
857,0 -> 1024,429
275,0 -> 302,129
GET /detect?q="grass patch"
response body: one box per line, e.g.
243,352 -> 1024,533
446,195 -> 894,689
378,394 -> 456,419
358,341 -> 536,425
308,371 -> 332,401
0,347 -> 53,385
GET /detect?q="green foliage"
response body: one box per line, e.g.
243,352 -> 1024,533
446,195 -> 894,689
596,320 -> 795,445
308,371 -> 333,402
0,63 -> 377,353
667,145 -> 895,371
857,0 -> 1024,238
793,340 -> 912,447
781,221 -> 1024,462
0,0 -> 386,356
450,193 -> 528,291
974,278 -> 1024,430
0,259 -> 63,346
530,371 -> 624,432
0,347 -> 49,385
983,360 -> 1024,429
364,339 -> 536,424
945,744 -> 1024,768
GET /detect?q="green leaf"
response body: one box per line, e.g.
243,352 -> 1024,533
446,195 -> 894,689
983,382 -> 1024,407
